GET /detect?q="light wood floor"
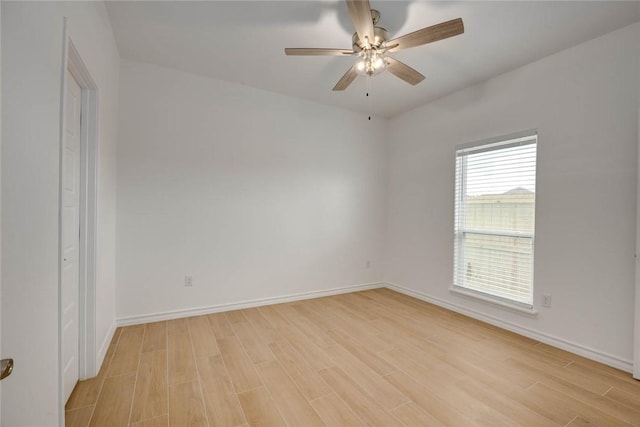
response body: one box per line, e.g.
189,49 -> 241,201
66,288 -> 640,427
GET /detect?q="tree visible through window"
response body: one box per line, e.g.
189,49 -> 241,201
453,132 -> 537,307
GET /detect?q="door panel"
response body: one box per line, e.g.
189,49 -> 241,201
62,69 -> 81,402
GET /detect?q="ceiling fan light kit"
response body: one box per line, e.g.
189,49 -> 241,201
285,0 -> 464,91
355,49 -> 386,76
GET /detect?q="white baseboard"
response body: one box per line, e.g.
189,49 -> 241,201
385,282 -> 634,373
114,279 -> 633,373
96,320 -> 116,371
116,282 -> 385,327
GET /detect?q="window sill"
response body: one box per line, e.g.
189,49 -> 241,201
449,286 -> 538,318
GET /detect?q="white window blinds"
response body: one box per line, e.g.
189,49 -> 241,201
454,132 -> 537,307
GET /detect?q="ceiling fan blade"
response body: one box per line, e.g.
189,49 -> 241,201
386,57 -> 425,86
387,18 -> 464,52
346,0 -> 375,47
333,66 -> 358,91
285,48 -> 354,56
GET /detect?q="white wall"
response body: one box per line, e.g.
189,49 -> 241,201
116,60 -> 387,320
1,2 -> 119,425
385,23 -> 640,369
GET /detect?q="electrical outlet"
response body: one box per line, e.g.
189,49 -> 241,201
542,294 -> 552,308
185,275 -> 193,287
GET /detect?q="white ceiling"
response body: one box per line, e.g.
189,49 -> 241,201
105,1 -> 640,118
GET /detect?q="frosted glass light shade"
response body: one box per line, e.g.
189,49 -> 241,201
355,49 -> 386,76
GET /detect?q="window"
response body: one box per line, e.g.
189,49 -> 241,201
453,131 -> 537,308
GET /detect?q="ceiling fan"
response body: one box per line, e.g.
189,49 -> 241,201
285,0 -> 464,91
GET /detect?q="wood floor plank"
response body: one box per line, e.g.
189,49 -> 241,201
88,372 -> 136,427
441,319 -> 497,343
573,359 -> 636,382
372,314 -> 443,351
436,384 -> 522,426
323,344 -> 409,410
360,293 -> 427,322
383,370 -> 481,427
539,376 -> 640,426
268,340 -> 331,400
108,325 -> 144,377
386,340 -> 555,426
566,416 -> 596,427
206,312 -> 236,339
237,387 -> 287,427
256,360 -> 325,426
503,354 -> 611,395
110,327 -> 124,351
606,386 -> 640,411
241,308 -> 282,344
256,305 -> 291,330
319,366 -> 403,427
335,293 -> 381,321
329,314 -> 392,353
196,355 -> 246,427
277,323 -> 335,371
329,295 -> 379,322
310,393 -> 365,427
307,296 -> 349,319
507,358 -> 640,425
169,381 -> 207,427
565,361 -> 640,397
201,391 -> 246,427
167,319 -> 199,386
130,415 -> 169,427
66,331 -> 118,410
130,350 -> 168,423
420,345 -> 577,425
422,338 -> 539,389
528,382 -> 633,427
534,343 -> 633,382
286,308 -> 336,349
292,304 -> 344,332
217,336 -> 263,393
456,379 -> 559,427
373,289 -> 450,317
66,289 -> 640,427
473,337 -> 570,369
188,315 -> 220,357
196,354 -> 236,395
326,328 -> 396,376
65,406 -> 93,427
225,310 -> 248,324
429,333 -> 511,364
390,402 -> 446,427
380,345 -> 467,388
167,319 -> 198,386
231,321 -> 275,364
142,322 -> 167,353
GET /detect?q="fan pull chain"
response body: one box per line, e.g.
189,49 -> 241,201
366,74 -> 371,121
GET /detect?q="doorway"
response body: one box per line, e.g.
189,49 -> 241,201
61,67 -> 81,401
60,36 -> 100,409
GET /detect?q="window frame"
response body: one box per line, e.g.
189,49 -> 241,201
452,130 -> 538,312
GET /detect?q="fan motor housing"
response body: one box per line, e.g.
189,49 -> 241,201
352,26 -> 389,52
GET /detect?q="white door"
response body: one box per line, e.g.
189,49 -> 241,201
61,69 -> 81,401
